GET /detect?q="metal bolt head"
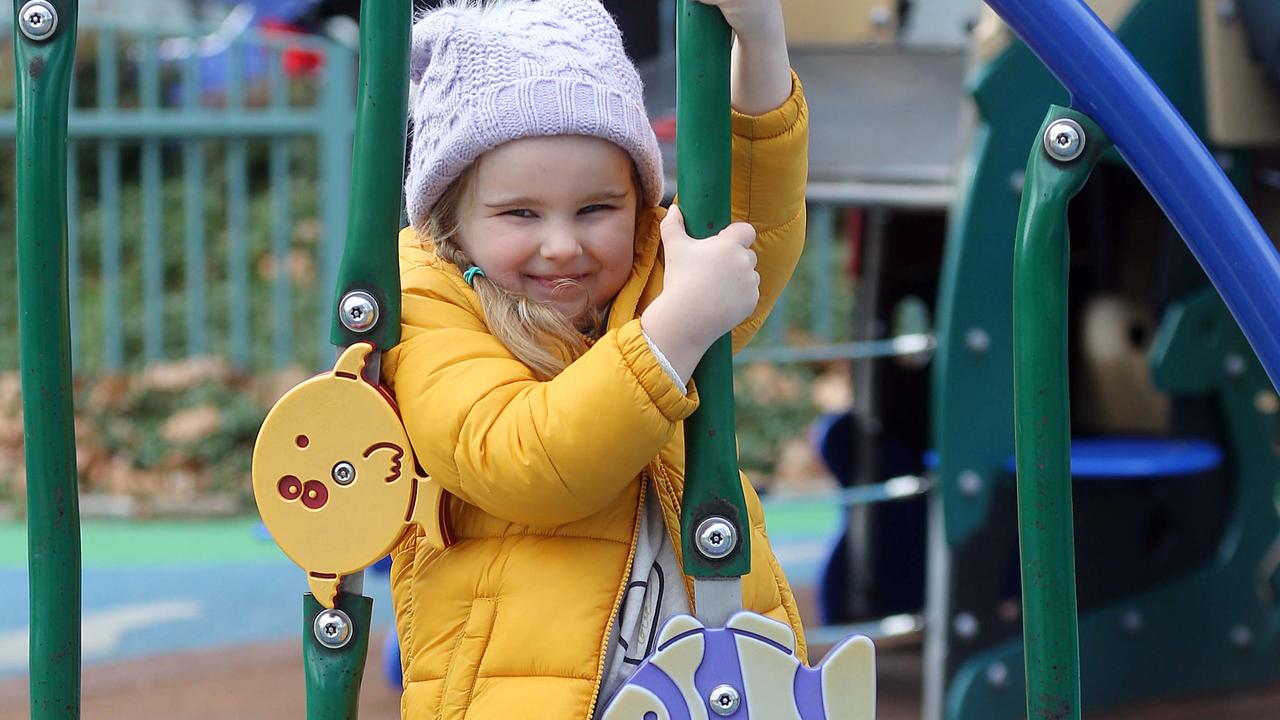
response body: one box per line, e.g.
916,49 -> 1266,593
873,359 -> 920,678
19,1 -> 58,41
986,661 -> 1009,689
313,608 -> 353,649
869,5 -> 893,29
339,291 -> 379,333
1224,354 -> 1246,378
1044,119 -> 1086,162
958,471 -> 984,497
1122,609 -> 1144,634
1230,624 -> 1253,650
695,517 -> 737,560
953,612 -> 980,639
708,684 -> 741,715
965,327 -> 990,355
331,461 -> 356,486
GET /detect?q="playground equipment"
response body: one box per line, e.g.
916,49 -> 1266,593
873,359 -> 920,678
246,0 -> 878,716
14,0 -> 1280,719
927,0 -> 1280,718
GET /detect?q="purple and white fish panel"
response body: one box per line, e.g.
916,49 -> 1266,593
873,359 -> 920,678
600,611 -> 875,720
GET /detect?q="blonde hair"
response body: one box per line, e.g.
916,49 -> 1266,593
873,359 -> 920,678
422,167 -> 608,381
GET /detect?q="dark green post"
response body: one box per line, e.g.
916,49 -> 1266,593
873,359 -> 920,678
304,594 -> 374,719
306,1 -> 409,717
676,0 -> 751,582
1012,106 -> 1110,720
13,1 -> 81,718
329,0 -> 411,351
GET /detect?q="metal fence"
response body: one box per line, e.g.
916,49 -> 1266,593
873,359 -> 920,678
0,19 -> 865,376
1,19 -> 355,374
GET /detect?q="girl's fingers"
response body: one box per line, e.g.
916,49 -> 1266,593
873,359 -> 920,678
723,222 -> 757,247
661,204 -> 687,239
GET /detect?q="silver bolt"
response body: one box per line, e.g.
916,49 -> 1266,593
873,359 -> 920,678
313,608 -> 353,649
19,1 -> 58,41
1122,609 -> 1144,634
986,661 -> 1009,689
695,517 -> 738,560
966,328 -> 990,355
958,471 -> 984,497
1224,354 -> 1246,378
339,291 -> 379,333
954,612 -> 980,639
869,6 -> 893,29
1230,624 -> 1253,650
332,461 -> 356,486
1044,119 -> 1086,163
708,684 -> 741,715
1009,170 -> 1026,195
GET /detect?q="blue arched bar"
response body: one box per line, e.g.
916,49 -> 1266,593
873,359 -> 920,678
986,0 -> 1280,392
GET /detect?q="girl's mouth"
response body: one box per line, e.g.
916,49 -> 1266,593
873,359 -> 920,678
526,274 -> 587,291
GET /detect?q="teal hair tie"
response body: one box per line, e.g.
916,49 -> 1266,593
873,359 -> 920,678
463,266 -> 486,287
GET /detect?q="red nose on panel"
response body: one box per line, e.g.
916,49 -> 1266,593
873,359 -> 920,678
278,475 -> 303,501
302,480 -> 329,510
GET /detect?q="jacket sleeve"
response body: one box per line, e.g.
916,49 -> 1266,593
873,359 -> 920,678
729,70 -> 810,353
384,265 -> 700,527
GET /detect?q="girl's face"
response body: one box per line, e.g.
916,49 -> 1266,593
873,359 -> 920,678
456,135 -> 639,321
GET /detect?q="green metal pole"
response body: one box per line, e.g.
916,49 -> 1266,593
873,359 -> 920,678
13,2 -> 81,718
1012,106 -> 1109,720
304,593 -> 374,719
328,0 -> 411,351
676,0 -> 751,583
305,2 -> 409,717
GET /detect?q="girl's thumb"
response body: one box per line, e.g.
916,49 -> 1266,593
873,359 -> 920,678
660,204 -> 688,244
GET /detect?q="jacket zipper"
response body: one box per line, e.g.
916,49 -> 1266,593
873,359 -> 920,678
584,468 -> 649,720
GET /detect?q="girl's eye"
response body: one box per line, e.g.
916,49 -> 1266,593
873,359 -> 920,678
579,204 -> 614,215
503,209 -> 536,219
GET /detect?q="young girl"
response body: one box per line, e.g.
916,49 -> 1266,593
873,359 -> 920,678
383,0 -> 810,716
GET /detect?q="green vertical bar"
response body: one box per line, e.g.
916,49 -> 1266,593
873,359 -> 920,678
226,39 -> 249,369
1012,107 -> 1109,720
269,49 -> 293,369
809,203 -> 833,341
183,47 -> 207,356
66,46 -> 77,370
97,29 -> 121,370
676,0 -> 750,579
14,1 -> 82,717
302,3 -> 410,716
328,0 -> 409,351
303,593 -> 373,720
317,44 -> 353,365
67,140 -> 80,371
140,34 -> 163,362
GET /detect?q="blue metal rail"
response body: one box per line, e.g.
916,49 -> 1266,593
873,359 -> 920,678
986,0 -> 1280,392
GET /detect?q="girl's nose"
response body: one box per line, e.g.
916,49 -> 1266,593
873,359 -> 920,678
539,225 -> 584,260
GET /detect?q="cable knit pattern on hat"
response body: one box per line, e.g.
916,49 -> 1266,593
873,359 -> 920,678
405,0 -> 664,226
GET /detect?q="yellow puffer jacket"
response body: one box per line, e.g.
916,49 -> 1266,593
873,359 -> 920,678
384,74 -> 808,720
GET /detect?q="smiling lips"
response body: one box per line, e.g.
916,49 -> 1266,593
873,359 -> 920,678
527,274 -> 587,291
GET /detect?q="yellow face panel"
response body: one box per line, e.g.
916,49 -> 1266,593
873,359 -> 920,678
253,343 -> 422,607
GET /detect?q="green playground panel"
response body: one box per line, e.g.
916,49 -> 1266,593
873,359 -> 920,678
935,0 -> 1280,717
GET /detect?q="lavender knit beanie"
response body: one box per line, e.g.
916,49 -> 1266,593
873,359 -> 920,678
405,0 -> 664,227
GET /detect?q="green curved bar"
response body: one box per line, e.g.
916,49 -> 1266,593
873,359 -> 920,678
1012,106 -> 1110,720
309,2 -> 410,716
675,0 -> 750,579
304,593 -> 374,720
328,0 -> 411,351
14,1 -> 82,717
